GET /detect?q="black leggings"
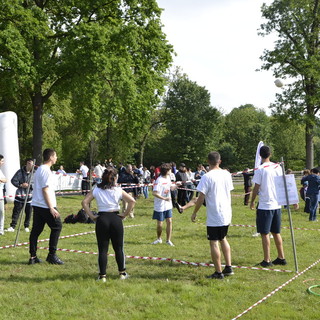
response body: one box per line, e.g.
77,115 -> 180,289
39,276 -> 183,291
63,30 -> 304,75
95,212 -> 125,275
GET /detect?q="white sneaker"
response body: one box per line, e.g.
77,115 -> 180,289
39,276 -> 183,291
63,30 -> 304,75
25,227 -> 30,232
97,275 -> 107,283
7,227 -> 14,232
252,232 -> 260,237
151,239 -> 162,244
119,272 -> 129,280
166,240 -> 175,246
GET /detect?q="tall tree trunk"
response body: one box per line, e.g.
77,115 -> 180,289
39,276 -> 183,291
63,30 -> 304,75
305,122 -> 314,169
32,91 -> 43,165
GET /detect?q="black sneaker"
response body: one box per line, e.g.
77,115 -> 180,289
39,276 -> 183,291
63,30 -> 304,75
46,254 -> 64,265
259,260 -> 273,267
206,271 -> 224,279
175,203 -> 184,214
272,257 -> 287,265
28,257 -> 42,265
222,266 -> 234,276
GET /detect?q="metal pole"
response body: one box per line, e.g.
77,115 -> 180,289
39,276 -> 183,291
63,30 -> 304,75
14,159 -> 36,247
280,157 -> 299,273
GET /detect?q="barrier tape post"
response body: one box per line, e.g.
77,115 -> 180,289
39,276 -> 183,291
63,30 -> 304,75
14,159 -> 36,247
280,157 -> 298,273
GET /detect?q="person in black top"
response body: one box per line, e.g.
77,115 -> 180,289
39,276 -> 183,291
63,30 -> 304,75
242,168 -> 254,206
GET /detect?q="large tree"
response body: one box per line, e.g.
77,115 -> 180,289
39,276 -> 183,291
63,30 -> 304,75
0,0 -> 173,164
144,72 -> 223,167
259,0 -> 320,169
223,104 -> 270,170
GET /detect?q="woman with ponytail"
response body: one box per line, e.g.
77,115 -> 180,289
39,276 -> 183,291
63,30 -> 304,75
82,168 -> 136,282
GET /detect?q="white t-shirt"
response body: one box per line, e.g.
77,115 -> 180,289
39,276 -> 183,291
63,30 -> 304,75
153,175 -> 172,212
80,165 -> 89,178
93,186 -> 123,212
252,162 -> 282,210
32,164 -> 57,209
94,165 -> 103,178
196,169 -> 234,227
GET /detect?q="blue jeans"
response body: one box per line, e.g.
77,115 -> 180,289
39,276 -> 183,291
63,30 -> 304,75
143,186 -> 149,199
308,193 -> 318,221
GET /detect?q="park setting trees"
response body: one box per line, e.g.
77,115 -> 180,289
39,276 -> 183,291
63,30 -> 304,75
259,0 -> 320,169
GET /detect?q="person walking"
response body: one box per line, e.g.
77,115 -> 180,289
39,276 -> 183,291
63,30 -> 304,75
82,167 -> 135,282
28,149 -> 64,265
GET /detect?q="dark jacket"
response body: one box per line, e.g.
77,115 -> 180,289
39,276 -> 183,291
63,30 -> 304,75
11,166 -> 33,202
118,171 -> 139,195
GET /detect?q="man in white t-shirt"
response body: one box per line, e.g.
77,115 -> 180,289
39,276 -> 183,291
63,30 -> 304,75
28,149 -> 64,265
191,152 -> 234,279
77,161 -> 89,195
151,163 -> 180,246
250,145 -> 286,268
93,162 -> 103,184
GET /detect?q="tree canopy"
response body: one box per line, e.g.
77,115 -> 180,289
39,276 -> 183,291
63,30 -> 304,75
259,0 -> 320,168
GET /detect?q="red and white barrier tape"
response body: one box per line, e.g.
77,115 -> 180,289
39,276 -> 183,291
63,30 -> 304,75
33,246 -> 291,273
0,225 -> 143,250
230,224 -> 320,232
231,257 -> 320,320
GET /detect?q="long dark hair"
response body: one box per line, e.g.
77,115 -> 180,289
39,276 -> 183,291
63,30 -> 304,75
98,168 -> 118,189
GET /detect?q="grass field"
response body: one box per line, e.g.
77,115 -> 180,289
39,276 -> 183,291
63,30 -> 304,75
1,184 -> 320,320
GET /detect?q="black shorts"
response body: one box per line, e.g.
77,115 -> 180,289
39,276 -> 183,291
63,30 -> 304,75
207,225 -> 229,241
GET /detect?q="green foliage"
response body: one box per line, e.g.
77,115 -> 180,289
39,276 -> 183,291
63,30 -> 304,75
223,104 -> 270,170
144,71 -> 223,167
259,0 -> 320,168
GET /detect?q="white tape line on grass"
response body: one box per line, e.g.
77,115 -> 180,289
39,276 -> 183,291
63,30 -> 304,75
231,257 -> 320,320
0,225 -> 143,250
36,246 -> 292,273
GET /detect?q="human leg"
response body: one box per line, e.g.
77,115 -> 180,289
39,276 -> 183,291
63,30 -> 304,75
209,240 -> 222,273
29,206 -> 46,257
220,237 -> 232,267
95,215 -> 111,276
165,217 -> 172,242
271,233 -> 285,259
0,200 -> 4,234
109,214 -> 126,272
308,194 -> 318,221
10,201 -> 23,229
44,208 -> 62,255
156,220 -> 163,239
261,233 -> 271,262
24,203 -> 32,228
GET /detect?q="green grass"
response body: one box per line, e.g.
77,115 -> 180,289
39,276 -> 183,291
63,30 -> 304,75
1,185 -> 320,320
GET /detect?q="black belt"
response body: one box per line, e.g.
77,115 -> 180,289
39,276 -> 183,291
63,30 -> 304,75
98,211 -> 120,215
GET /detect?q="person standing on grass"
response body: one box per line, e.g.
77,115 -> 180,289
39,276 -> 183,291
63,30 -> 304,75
82,167 -> 135,282
250,145 -> 286,268
28,149 -> 64,265
7,158 -> 34,233
191,151 -> 234,280
0,154 -> 7,235
303,167 -> 320,221
151,163 -> 180,246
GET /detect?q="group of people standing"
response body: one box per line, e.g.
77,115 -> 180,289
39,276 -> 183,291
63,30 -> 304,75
0,145 -> 294,282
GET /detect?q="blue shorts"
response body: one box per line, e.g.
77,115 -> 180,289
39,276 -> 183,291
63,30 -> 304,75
152,209 -> 172,221
256,209 -> 282,234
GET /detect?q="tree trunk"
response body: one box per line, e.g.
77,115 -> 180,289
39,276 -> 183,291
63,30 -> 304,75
305,122 -> 314,169
32,92 -> 43,165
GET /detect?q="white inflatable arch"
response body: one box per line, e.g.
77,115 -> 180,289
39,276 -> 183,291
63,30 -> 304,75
0,111 -> 20,203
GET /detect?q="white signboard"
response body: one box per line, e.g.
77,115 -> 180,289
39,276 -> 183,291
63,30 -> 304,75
274,174 -> 299,206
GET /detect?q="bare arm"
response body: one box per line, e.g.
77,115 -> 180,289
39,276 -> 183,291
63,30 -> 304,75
191,192 -> 205,222
152,190 -> 170,201
43,186 -> 60,218
250,183 -> 260,210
